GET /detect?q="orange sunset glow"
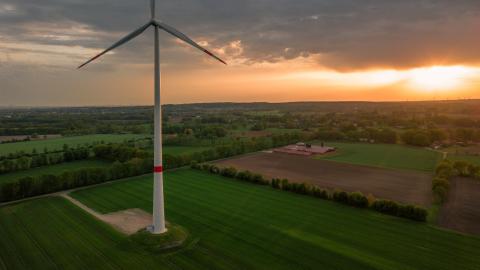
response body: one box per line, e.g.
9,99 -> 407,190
1,1 -> 479,105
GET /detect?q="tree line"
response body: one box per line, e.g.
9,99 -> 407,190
163,132 -> 308,170
192,163 -> 428,222
0,133 -> 305,203
433,159 -> 480,204
0,146 -> 90,174
0,158 -> 152,203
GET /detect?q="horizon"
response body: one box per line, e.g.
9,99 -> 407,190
1,98 -> 480,109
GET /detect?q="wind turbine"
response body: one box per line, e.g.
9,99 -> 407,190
78,0 -> 227,234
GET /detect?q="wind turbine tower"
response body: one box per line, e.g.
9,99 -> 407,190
78,0 -> 227,234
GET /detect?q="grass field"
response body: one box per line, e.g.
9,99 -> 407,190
162,146 -> 210,156
448,154 -> 480,165
0,160 -> 111,184
0,197 -> 163,269
53,169 -> 480,269
315,142 -> 442,172
0,134 -> 148,155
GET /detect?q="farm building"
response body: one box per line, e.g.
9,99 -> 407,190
274,142 -> 336,156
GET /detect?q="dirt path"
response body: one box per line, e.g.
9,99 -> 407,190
61,193 -> 152,235
215,152 -> 433,206
60,193 -> 101,219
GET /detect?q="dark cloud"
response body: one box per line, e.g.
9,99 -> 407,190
0,0 -> 479,70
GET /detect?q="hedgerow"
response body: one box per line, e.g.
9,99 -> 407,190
192,163 -> 428,222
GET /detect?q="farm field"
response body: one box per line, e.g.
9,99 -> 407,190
0,197 -> 162,269
216,153 -> 432,206
1,169 -> 479,269
314,142 -> 441,172
162,146 -> 210,156
0,160 -> 111,184
0,134 -> 148,155
447,154 -> 480,165
0,135 -> 62,143
438,177 -> 480,235
74,169 -> 479,268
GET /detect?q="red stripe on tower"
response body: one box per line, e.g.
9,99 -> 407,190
154,166 -> 163,173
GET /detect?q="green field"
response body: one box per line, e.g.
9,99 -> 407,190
448,154 -> 480,165
315,142 -> 442,172
162,146 -> 210,156
0,160 -> 111,184
1,169 -> 476,269
0,197 -> 163,269
0,134 -> 148,155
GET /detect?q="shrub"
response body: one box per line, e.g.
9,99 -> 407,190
290,183 -> 308,195
236,170 -> 252,181
435,161 -> 454,178
332,190 -> 348,204
398,205 -> 428,222
433,185 -> 448,204
432,177 -> 450,191
209,165 -> 220,174
372,200 -> 399,216
271,178 -> 281,189
201,163 -> 213,171
312,187 -> 329,199
190,161 -> 201,170
281,179 -> 290,191
347,192 -> 368,208
220,167 -> 237,178
453,161 -> 470,177
252,173 -> 265,184
366,193 -> 376,206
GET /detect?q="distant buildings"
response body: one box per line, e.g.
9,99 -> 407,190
273,142 -> 336,156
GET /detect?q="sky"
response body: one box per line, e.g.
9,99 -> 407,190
0,0 -> 479,106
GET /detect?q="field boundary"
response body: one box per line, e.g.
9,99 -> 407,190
194,163 -> 428,222
0,173 -> 149,207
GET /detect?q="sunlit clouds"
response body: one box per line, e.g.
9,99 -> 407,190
286,65 -> 479,92
1,0 -> 480,106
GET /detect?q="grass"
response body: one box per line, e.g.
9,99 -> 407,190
0,160 -> 111,184
47,169 -> 480,269
131,224 -> 188,253
314,142 -> 442,172
162,146 -> 210,156
447,154 -> 480,165
265,128 -> 302,134
0,134 -> 148,155
1,169 -> 479,269
0,197 -> 162,269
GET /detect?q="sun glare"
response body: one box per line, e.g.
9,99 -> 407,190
284,65 -> 477,95
407,66 -> 472,91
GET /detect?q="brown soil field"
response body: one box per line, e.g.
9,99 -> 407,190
215,152 -> 432,206
438,177 -> 480,236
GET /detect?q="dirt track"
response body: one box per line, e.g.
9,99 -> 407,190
215,152 -> 432,206
61,193 -> 151,235
438,177 -> 480,236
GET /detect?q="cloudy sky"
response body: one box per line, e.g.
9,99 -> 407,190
1,0 -> 479,106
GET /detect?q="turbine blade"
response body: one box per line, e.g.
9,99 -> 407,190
150,0 -> 155,19
155,21 -> 227,65
78,22 -> 152,69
